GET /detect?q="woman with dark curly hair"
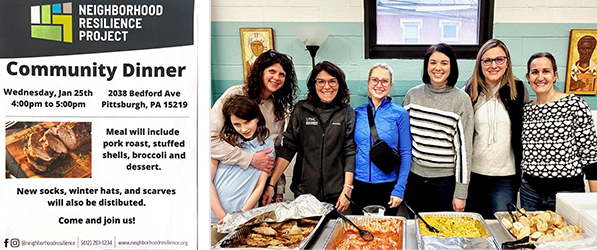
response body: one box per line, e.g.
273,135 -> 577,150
211,50 -> 298,201
262,61 -> 356,213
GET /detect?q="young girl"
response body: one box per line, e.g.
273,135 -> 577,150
211,95 -> 273,223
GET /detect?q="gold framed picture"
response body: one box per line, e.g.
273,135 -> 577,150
240,27 -> 274,80
565,29 -> 597,95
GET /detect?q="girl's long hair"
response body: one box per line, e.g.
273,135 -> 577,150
467,39 -> 518,102
219,95 -> 269,147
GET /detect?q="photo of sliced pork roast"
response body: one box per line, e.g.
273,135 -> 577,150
17,122 -> 92,174
24,131 -> 56,173
54,122 -> 92,150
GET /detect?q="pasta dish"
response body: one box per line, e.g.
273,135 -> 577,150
419,216 -> 489,238
334,218 -> 403,250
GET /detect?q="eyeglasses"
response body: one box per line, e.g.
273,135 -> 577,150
315,78 -> 339,87
481,56 -> 507,66
369,77 -> 391,87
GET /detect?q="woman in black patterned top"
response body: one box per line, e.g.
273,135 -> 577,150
521,52 -> 597,211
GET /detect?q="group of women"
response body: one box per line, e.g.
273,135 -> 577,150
210,39 -> 597,228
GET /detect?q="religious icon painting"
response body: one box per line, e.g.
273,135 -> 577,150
240,28 -> 274,80
565,29 -> 597,95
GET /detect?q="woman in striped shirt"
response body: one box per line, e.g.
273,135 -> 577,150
402,43 -> 474,214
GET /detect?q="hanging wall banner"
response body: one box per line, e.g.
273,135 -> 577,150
0,0 -> 197,249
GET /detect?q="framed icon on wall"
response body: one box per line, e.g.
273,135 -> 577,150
565,29 -> 597,95
240,27 -> 274,80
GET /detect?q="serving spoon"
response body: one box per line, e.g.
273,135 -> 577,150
344,194 -> 367,215
334,209 -> 374,241
403,202 -> 440,234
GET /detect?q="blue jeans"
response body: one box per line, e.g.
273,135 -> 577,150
520,177 -> 585,211
466,173 -> 517,219
404,172 -> 455,218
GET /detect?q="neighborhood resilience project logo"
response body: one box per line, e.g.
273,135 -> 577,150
31,2 -> 73,43
0,1 -> 193,58
30,2 -> 163,43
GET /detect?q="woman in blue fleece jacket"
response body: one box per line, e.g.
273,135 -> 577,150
352,63 -> 412,216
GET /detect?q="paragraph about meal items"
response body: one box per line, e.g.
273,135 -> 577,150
102,126 -> 185,171
15,186 -> 176,225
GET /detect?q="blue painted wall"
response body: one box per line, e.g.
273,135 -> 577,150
212,22 -> 597,108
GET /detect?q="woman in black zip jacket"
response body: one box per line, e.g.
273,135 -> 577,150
262,61 -> 356,213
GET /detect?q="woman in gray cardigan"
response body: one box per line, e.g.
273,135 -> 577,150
463,39 -> 529,219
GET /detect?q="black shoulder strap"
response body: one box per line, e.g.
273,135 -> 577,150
367,105 -> 379,141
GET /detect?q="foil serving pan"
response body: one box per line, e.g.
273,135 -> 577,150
322,215 -> 407,249
212,215 -> 327,250
212,194 -> 334,249
414,212 -> 499,250
494,211 -> 594,246
495,211 -> 531,241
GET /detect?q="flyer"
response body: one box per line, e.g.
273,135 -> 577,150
1,0 -> 198,248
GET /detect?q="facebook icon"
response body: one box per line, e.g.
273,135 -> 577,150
4,238 -> 19,248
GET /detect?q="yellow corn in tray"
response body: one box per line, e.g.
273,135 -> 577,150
419,216 -> 489,238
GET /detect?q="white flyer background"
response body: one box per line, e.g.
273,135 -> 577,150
1,35 -> 197,249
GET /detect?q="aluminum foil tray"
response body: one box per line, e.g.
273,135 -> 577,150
212,215 -> 329,249
414,212 -> 499,250
494,210 -> 595,248
211,195 -> 334,249
322,215 -> 407,249
494,211 -> 526,241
